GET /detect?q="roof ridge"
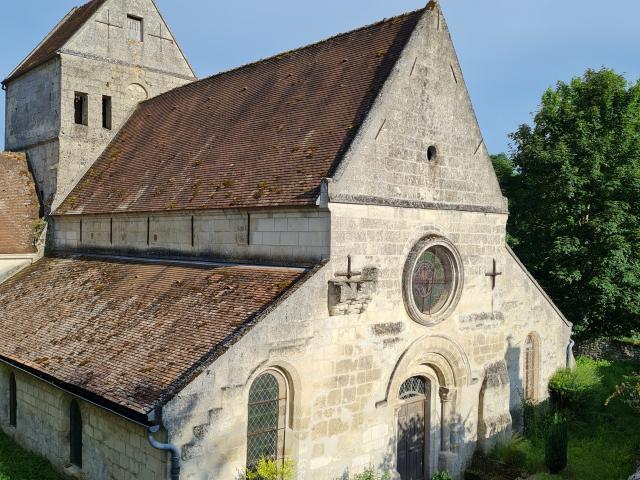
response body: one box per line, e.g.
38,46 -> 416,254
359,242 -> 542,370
139,8 -> 426,106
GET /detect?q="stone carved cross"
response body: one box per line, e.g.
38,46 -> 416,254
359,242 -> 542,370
149,24 -> 174,49
335,255 -> 361,279
95,10 -> 122,41
485,259 -> 502,290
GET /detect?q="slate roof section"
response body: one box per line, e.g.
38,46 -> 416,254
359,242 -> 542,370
0,153 -> 41,254
56,9 -> 425,215
0,256 -> 310,421
3,0 -> 107,85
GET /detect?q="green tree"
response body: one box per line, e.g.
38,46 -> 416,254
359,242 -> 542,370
500,68 -> 640,336
490,153 -> 516,193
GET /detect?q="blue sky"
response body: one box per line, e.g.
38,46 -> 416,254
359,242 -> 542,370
2,0 -> 639,153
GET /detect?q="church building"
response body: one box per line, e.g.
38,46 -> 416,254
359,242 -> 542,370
0,1 -> 573,479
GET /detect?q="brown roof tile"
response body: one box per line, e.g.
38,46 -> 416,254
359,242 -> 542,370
3,0 -> 107,85
57,9 -> 424,215
0,256 -> 310,420
0,153 -> 41,254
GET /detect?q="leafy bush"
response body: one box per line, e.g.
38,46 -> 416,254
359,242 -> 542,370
544,412 -> 568,474
245,458 -> 294,480
548,362 -> 601,410
351,467 -> 390,480
431,471 -> 453,480
490,433 -> 529,469
607,372 -> 640,412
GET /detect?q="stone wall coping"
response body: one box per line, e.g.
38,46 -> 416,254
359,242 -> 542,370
329,194 -> 508,215
59,49 -> 195,81
0,254 -> 39,260
51,205 -> 326,218
506,245 -> 572,328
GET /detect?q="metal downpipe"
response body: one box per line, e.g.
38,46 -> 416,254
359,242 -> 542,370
147,424 -> 181,480
566,339 -> 576,369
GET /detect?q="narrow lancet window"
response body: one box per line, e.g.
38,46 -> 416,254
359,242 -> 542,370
70,400 -> 83,468
9,373 -> 16,427
102,95 -> 112,130
524,333 -> 540,401
74,92 -> 88,125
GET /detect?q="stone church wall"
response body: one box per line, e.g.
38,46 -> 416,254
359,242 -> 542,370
330,5 -> 506,214
51,208 -> 330,264
4,61 -> 62,203
4,60 -> 61,151
0,364 -> 165,480
64,0 -> 195,81
161,203 -> 570,480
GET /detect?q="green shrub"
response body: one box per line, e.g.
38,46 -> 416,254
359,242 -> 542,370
490,433 -> 529,469
431,471 -> 453,480
245,458 -> 294,480
351,467 -> 390,480
607,372 -> 640,412
548,362 -> 602,410
544,412 -> 568,474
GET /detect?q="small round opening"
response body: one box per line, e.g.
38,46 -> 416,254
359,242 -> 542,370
427,145 -> 438,161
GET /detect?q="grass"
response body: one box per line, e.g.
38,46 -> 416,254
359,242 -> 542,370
489,357 -> 640,480
0,429 -> 64,480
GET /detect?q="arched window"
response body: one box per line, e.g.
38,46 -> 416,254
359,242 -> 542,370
399,376 -> 428,401
9,373 -> 16,427
246,371 -> 287,469
524,334 -> 539,401
69,400 -> 83,468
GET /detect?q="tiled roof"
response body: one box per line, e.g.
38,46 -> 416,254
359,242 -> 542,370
57,9 -> 424,215
3,0 -> 107,85
0,153 -> 41,254
0,256 -> 310,421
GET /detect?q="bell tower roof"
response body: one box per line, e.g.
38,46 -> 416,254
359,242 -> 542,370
3,0 -> 108,86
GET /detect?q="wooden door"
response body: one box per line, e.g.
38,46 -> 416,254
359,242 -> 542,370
397,399 -> 426,480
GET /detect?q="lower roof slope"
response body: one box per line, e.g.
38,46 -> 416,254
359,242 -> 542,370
0,153 -> 41,254
0,256 -> 310,421
57,9 -> 424,215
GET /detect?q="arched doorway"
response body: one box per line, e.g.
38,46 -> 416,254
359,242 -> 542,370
381,335 -> 472,478
397,376 -> 431,480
